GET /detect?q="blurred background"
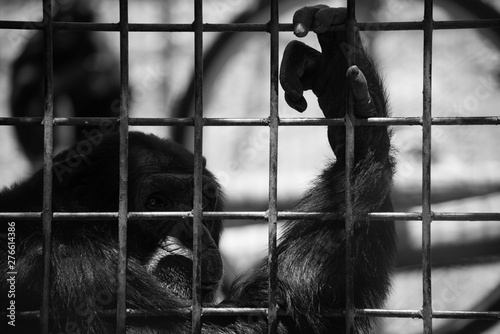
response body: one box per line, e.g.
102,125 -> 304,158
0,0 -> 499,332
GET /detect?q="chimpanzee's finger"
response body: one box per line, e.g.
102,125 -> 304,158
312,7 -> 347,34
280,41 -> 321,112
284,93 -> 308,112
280,41 -> 306,108
346,65 -> 377,117
293,5 -> 329,37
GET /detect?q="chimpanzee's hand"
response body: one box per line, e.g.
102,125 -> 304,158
280,6 -> 375,119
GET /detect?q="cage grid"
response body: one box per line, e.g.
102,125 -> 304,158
1,0 -> 500,333
422,1 -> 433,331
40,1 -> 54,333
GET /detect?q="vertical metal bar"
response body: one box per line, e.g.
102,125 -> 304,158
192,0 -> 204,333
268,0 -> 279,333
345,0 -> 357,333
117,0 -> 130,333
40,0 -> 54,333
422,0 -> 434,333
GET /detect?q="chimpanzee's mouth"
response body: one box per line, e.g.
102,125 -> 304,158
145,236 -> 222,302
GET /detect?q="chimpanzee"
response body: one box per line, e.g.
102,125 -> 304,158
10,1 -> 121,167
1,5 -> 396,334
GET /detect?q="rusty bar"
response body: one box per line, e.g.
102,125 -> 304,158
430,117 -> 500,125
356,116 -> 500,126
432,212 -> 500,220
3,211 -> 500,222
3,18 -> 500,32
267,0 -> 280,333
12,306 -> 500,321
130,118 -> 192,126
40,0 -> 54,333
2,116 -> 500,127
116,0 -> 130,333
0,117 -> 44,125
358,309 -> 500,320
345,0 -> 357,333
432,310 -> 500,319
357,309 -> 423,319
358,19 -> 500,31
131,22 -> 266,32
204,118 -> 269,126
191,0 -> 204,333
0,21 -> 119,31
433,19 -> 500,30
422,0 -> 434,333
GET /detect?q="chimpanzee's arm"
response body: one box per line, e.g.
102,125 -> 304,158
233,6 -> 396,333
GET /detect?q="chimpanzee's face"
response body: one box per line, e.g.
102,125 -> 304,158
127,135 -> 224,302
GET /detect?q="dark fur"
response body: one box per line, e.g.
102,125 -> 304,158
231,47 -> 395,333
1,132 -> 226,333
1,8 -> 396,334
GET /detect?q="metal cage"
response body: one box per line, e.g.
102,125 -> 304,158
1,0 -> 500,333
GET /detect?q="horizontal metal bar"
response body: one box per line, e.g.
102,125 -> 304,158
11,308 -> 499,320
130,118 -> 193,126
358,19 -> 500,31
134,116 -> 500,127
0,21 -> 269,32
56,22 -> 269,32
131,23 -> 271,32
432,212 -> 500,221
2,19 -> 500,32
0,21 -> 117,31
355,116 -> 500,126
0,117 -> 44,125
203,308 -> 269,316
432,310 -> 500,320
433,19 -> 500,30
1,117 -> 499,127
430,117 -> 500,126
2,212 -> 499,221
357,309 -> 423,319
358,309 -> 500,320
0,212 -> 43,220
204,118 -> 269,126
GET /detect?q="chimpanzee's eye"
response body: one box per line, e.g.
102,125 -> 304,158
145,195 -> 167,209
